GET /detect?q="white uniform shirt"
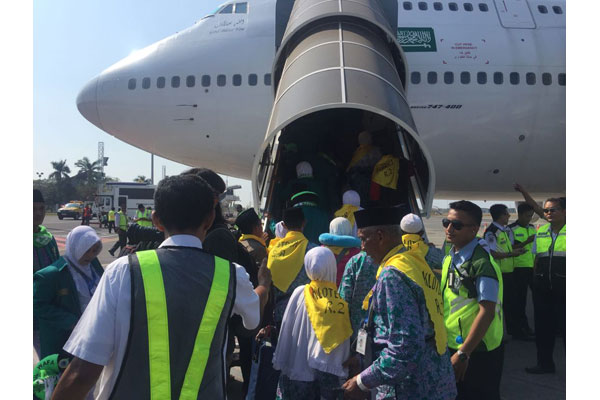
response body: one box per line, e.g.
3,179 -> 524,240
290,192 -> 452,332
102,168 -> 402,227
484,221 -> 514,252
64,234 -> 260,400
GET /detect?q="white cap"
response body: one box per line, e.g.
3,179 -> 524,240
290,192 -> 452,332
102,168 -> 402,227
342,190 -> 360,207
400,213 -> 423,234
329,217 -> 352,236
296,161 -> 313,178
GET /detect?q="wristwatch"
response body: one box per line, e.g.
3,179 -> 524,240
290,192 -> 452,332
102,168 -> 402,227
457,349 -> 470,362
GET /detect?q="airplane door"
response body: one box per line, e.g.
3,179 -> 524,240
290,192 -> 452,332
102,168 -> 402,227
493,0 -> 536,29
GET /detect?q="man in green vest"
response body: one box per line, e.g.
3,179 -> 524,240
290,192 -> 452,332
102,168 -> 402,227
483,204 -> 526,340
107,207 -> 115,234
508,203 -> 537,339
134,204 -> 153,227
108,207 -> 128,256
52,174 -> 272,399
441,201 -> 504,400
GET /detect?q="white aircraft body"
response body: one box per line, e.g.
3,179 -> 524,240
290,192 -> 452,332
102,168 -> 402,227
77,0 -> 565,206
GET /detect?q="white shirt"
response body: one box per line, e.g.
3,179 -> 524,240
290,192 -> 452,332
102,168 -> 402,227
484,222 -> 514,252
64,234 -> 260,400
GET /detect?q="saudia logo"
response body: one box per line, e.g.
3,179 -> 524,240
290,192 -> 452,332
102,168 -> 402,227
397,27 -> 437,52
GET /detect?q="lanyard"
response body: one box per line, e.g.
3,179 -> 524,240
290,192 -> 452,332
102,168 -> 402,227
69,262 -> 100,297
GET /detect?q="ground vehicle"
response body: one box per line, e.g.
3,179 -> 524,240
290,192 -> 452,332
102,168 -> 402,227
95,182 -> 156,219
57,201 -> 84,220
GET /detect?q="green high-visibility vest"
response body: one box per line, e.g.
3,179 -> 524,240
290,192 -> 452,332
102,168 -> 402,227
509,223 -> 536,268
442,240 -> 452,256
136,209 -> 153,227
118,211 -> 128,230
535,223 -> 566,258
441,244 -> 504,351
485,225 -> 514,273
108,210 -> 115,222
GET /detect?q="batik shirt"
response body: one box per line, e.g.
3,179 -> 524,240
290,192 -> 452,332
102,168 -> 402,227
33,230 -> 60,274
359,266 -> 457,400
338,252 -> 377,340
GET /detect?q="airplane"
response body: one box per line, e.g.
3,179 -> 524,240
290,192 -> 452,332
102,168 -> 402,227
76,0 -> 565,216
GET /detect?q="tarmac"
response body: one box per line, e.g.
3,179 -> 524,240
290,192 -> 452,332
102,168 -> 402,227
36,213 -> 565,399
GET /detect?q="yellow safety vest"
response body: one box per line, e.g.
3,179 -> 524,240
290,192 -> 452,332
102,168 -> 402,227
510,223 -> 536,268
136,209 -> 153,227
535,223 -> 566,258
108,210 -> 115,222
441,245 -> 504,351
486,225 -> 514,273
118,211 -> 128,230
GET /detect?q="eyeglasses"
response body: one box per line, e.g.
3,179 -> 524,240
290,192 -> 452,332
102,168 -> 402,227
543,208 -> 559,214
442,218 -> 471,230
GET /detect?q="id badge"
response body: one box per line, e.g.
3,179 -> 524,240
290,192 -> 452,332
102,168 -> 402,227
448,272 -> 456,289
356,328 -> 368,355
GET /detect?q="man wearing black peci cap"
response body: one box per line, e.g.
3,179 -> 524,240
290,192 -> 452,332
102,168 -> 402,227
343,207 -> 456,400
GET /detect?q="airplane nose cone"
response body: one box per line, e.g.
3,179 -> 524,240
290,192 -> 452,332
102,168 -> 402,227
76,77 -> 102,129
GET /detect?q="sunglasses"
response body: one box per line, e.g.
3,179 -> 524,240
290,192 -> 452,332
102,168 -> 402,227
442,218 -> 471,230
543,208 -> 559,213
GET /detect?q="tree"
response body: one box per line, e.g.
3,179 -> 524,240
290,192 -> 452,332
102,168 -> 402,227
48,160 -> 71,183
75,157 -> 103,185
134,175 -> 152,184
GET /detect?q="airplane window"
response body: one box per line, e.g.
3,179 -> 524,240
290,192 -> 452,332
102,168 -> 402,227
171,76 -> 180,88
427,72 -> 437,84
235,3 -> 248,14
526,72 -> 536,85
128,78 -> 136,90
538,5 -> 548,14
493,72 -> 503,84
552,6 -> 563,15
477,72 -> 487,84
233,74 -> 242,86
418,2 -> 427,10
464,3 -> 473,12
542,73 -> 552,85
403,2 -> 412,11
444,72 -> 454,84
264,73 -> 272,86
220,4 -> 233,14
202,75 -> 211,87
186,75 -> 195,87
411,72 -> 421,84
558,73 -> 565,86
142,77 -> 151,89
157,76 -> 165,88
248,74 -> 258,86
478,3 -> 489,12
509,72 -> 519,85
460,71 -> 470,84
434,2 -> 443,11
217,74 -> 226,87
449,2 -> 458,11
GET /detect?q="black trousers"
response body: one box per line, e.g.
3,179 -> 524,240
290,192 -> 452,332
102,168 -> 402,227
110,230 -> 127,254
451,344 -> 504,400
532,276 -> 566,369
502,272 -> 519,335
108,221 -> 115,234
513,267 -> 533,333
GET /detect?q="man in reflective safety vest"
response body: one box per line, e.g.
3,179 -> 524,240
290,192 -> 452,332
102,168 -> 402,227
108,208 -> 128,257
53,174 -> 272,400
107,207 -> 115,234
508,203 -> 537,339
135,204 -> 153,227
441,201 -> 504,400
484,204 -> 526,339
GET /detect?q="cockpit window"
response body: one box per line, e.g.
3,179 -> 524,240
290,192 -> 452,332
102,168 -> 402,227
235,2 -> 248,14
220,4 -> 233,14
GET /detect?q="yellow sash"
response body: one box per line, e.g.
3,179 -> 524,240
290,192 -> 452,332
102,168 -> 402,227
267,231 -> 309,292
239,234 -> 266,247
347,144 -> 374,170
304,281 -> 353,353
326,245 -> 344,256
371,155 -> 399,189
267,237 -> 281,254
334,204 -> 359,228
363,237 -> 447,355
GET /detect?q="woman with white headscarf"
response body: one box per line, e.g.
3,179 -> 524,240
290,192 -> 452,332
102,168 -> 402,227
273,247 -> 352,399
34,226 -> 104,358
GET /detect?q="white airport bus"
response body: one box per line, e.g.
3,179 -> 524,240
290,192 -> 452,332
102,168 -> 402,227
95,182 -> 156,220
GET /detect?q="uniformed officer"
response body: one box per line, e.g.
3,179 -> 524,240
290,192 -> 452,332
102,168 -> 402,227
483,204 -> 526,339
107,207 -> 115,234
108,207 -> 128,257
441,201 -> 504,400
508,203 -> 536,339
135,204 -> 153,227
52,174 -> 272,399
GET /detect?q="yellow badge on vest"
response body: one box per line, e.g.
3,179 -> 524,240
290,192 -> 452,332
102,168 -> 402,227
304,281 -> 353,353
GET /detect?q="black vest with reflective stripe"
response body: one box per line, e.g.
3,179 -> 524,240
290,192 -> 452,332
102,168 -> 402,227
109,247 -> 236,399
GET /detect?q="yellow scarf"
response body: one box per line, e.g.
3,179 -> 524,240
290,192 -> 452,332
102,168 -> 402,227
239,234 -> 266,247
363,236 -> 447,355
304,280 -> 353,353
347,144 -> 374,171
334,204 -> 359,228
267,237 -> 281,254
371,155 -> 399,189
326,245 -> 344,256
267,231 -> 309,292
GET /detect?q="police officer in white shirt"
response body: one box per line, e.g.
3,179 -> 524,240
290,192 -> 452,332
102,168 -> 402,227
53,174 -> 272,400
